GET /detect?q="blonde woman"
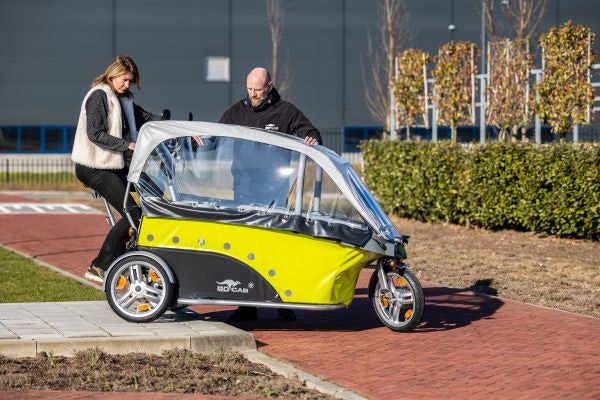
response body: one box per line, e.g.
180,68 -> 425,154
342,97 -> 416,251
72,55 -> 163,283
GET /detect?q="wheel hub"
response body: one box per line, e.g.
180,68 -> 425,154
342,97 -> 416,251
131,282 -> 147,297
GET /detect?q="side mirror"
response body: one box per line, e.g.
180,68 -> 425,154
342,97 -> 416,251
161,109 -> 171,120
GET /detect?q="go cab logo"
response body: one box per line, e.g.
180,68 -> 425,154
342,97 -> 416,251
216,279 -> 253,293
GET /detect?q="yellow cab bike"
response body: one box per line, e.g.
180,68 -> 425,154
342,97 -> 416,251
103,120 -> 424,332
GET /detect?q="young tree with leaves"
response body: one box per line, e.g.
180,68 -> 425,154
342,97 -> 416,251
432,41 -> 479,143
487,38 -> 533,141
535,21 -> 596,139
393,49 -> 430,141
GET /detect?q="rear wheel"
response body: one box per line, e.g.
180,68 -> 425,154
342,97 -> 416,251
371,268 -> 424,332
105,255 -> 174,323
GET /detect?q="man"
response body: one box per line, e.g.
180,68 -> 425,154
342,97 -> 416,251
218,67 -> 322,322
219,67 -> 321,145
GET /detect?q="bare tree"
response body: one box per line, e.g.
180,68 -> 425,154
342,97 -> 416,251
502,0 -> 547,42
362,0 -> 411,133
482,0 -> 547,43
266,0 -> 292,97
483,0 -> 499,40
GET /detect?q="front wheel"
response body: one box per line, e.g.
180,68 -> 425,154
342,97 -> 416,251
371,268 -> 424,332
105,255 -> 174,323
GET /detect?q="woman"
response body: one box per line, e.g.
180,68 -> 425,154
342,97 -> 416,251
71,55 -> 162,283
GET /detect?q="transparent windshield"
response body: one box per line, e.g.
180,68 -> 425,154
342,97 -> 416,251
344,166 -> 399,240
138,136 -> 292,209
137,136 -> 367,230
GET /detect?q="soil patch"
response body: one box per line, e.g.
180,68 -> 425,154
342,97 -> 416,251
0,349 -> 335,399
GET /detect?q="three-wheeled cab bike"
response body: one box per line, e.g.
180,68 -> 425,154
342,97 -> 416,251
103,121 -> 424,332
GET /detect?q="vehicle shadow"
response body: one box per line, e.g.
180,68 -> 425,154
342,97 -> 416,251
414,283 -> 503,332
191,281 -> 504,333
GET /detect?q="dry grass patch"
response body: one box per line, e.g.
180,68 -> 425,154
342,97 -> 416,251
393,216 -> 600,317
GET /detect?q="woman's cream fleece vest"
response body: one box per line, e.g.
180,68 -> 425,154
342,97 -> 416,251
71,84 -> 125,169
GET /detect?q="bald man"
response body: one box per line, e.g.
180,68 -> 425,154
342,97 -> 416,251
218,67 -> 321,322
219,67 -> 321,145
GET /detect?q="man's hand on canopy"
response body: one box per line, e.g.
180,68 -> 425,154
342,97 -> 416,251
303,136 -> 318,145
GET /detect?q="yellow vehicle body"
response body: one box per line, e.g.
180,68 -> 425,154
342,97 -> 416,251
138,216 -> 380,305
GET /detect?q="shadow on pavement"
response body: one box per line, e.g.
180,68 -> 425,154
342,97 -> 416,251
28,248 -> 101,258
194,285 -> 504,333
416,285 -> 503,332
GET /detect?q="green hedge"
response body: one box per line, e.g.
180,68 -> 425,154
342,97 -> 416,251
360,141 -> 600,240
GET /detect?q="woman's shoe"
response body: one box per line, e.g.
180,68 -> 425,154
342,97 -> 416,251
227,306 -> 258,322
84,265 -> 105,284
277,309 -> 297,321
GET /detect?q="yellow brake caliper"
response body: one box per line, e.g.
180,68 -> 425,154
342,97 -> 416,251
392,275 -> 414,320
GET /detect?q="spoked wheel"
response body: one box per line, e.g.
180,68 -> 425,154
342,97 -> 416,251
371,268 -> 424,332
105,255 -> 174,323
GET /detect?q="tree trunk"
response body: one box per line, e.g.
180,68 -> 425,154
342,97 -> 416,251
451,122 -> 457,143
511,125 -> 519,143
521,126 -> 527,142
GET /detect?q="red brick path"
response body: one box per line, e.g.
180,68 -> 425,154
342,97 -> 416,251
0,391 -> 264,400
1,193 -> 599,399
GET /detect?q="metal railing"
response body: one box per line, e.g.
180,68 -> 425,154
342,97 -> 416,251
0,154 -> 77,187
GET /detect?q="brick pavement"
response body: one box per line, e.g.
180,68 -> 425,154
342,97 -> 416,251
1,193 -> 599,399
0,391 -> 265,400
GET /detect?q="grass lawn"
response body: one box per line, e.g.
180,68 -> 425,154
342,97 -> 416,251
0,247 -> 104,303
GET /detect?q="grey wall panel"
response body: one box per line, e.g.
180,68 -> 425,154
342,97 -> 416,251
0,0 -> 598,132
342,0 -> 377,127
0,0 -> 113,125
280,0 -> 344,130
114,0 -> 231,122
229,1 -> 271,112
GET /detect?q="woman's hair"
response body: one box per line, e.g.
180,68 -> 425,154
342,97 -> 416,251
91,55 -> 141,95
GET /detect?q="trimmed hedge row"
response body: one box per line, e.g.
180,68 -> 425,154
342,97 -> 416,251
360,141 -> 600,240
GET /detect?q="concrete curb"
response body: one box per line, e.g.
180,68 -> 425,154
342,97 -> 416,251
242,350 -> 367,400
0,330 -> 256,358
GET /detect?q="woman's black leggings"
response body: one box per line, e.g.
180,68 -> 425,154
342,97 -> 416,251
75,164 -> 141,270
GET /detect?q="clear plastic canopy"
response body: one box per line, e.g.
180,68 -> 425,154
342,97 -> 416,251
129,121 -> 400,242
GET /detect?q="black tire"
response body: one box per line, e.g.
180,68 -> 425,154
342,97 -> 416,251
371,268 -> 424,332
105,255 -> 174,323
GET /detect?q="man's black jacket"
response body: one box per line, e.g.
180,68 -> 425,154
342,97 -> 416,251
218,88 -> 322,144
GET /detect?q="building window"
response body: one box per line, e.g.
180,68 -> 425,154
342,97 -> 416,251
205,57 -> 230,82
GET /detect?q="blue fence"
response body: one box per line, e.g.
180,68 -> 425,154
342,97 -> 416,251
0,125 -> 355,155
0,126 -> 76,153
2,124 -> 597,155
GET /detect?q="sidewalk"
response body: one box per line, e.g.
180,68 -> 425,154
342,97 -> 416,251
0,301 -> 255,358
1,192 -> 599,399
